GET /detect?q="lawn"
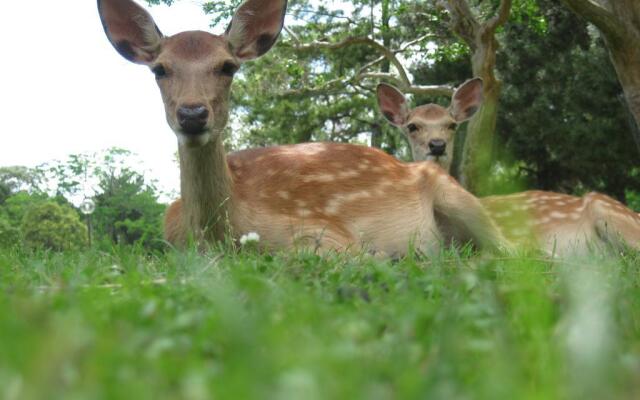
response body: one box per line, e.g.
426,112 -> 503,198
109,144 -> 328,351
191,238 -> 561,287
1,246 -> 639,399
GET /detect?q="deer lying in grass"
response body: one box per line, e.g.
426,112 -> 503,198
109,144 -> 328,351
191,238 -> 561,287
377,80 -> 640,254
98,0 -> 510,256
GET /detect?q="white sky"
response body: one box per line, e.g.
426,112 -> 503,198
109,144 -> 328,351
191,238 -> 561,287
0,0 -> 218,198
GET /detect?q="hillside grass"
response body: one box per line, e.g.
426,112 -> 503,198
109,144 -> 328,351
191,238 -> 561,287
1,246 -> 639,399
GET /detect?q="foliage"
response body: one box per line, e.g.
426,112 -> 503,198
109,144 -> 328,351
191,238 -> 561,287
93,169 -> 165,251
137,0 -> 640,203
0,192 -> 47,227
1,247 -> 639,398
200,0 -> 443,157
0,218 -> 20,249
0,192 -> 53,249
20,201 -> 87,251
40,148 -> 166,251
0,166 -> 43,205
495,0 -> 640,199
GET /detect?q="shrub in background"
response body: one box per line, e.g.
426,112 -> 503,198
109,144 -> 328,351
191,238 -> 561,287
21,201 -> 87,251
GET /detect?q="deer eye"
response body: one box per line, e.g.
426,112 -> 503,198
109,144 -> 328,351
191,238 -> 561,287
219,61 -> 239,77
151,64 -> 167,79
407,124 -> 418,133
448,123 -> 457,130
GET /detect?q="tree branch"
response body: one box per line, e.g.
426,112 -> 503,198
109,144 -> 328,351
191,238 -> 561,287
360,73 -> 453,96
279,71 -> 454,98
283,26 -> 301,45
286,36 -> 412,87
560,0 -> 624,43
443,0 -> 481,49
485,0 -> 513,33
278,78 -> 347,97
394,33 -> 436,53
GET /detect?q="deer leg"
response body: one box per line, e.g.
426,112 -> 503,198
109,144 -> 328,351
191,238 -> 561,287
432,178 -> 512,252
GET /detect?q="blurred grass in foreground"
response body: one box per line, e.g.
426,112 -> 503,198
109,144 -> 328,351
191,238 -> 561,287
0,246 -> 639,400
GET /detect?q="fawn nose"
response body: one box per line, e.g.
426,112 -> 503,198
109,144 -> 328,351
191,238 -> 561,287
428,139 -> 446,156
177,105 -> 209,135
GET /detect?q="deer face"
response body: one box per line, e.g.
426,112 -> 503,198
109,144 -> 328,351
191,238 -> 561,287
151,33 -> 238,146
404,105 -> 458,170
377,78 -> 484,172
98,0 -> 287,147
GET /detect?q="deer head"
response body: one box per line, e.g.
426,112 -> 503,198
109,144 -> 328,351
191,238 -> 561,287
376,78 -> 483,171
98,0 -> 287,148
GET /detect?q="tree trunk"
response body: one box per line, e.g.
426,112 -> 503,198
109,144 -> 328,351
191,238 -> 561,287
458,31 -> 502,195
445,0 -> 511,195
608,45 -> 640,133
560,0 -> 640,135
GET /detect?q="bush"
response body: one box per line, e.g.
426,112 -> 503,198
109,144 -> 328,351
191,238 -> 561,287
0,216 -> 20,248
21,201 -> 87,251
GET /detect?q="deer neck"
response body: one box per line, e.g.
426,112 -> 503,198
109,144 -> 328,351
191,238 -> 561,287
178,136 -> 234,243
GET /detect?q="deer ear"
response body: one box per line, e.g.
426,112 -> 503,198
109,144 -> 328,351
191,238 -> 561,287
376,83 -> 409,126
225,0 -> 288,62
98,0 -> 163,64
450,78 -> 483,122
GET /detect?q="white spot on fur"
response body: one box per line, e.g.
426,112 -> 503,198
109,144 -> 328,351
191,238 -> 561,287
569,213 -> 581,220
277,191 -> 290,200
550,211 -> 567,219
325,201 -> 340,216
511,228 -> 530,237
338,170 -> 360,179
303,174 -> 335,183
494,211 -> 512,218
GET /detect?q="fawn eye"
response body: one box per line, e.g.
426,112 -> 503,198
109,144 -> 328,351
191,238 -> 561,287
448,123 -> 457,130
152,64 -> 167,79
219,61 -> 239,77
407,123 -> 418,133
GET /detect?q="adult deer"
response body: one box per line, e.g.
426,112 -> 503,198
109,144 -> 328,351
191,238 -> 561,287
98,0 -> 510,256
377,80 -> 640,254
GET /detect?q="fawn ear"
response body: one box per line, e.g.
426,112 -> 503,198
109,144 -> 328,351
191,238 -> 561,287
450,78 -> 483,122
225,0 -> 288,62
376,83 -> 409,126
98,0 -> 163,64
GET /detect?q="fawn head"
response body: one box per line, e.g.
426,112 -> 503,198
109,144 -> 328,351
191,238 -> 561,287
377,78 -> 483,171
98,0 -> 287,147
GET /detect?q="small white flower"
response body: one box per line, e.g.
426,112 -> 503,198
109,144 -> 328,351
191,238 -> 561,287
239,232 -> 260,245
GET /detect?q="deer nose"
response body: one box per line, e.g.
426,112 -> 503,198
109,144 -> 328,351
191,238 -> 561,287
177,105 -> 209,135
428,139 -> 446,156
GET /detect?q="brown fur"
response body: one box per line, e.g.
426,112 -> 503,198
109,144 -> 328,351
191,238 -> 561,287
410,104 -> 450,120
166,142 -> 510,255
481,191 -> 640,253
100,0 -> 510,256
381,83 -> 640,254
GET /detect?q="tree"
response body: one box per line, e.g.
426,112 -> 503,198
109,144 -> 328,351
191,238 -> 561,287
560,0 -> 640,134
433,0 -> 512,194
41,148 -> 166,250
93,167 -> 165,250
0,166 -> 43,205
495,0 -> 640,200
21,201 -> 87,251
0,217 -> 20,248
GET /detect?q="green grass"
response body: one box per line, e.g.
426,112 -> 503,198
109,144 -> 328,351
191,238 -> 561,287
1,246 -> 640,399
